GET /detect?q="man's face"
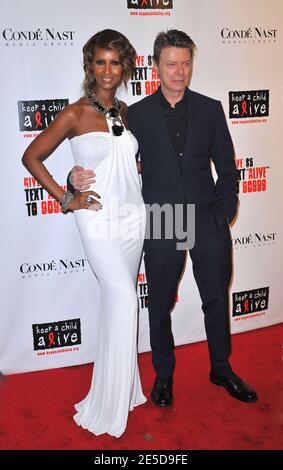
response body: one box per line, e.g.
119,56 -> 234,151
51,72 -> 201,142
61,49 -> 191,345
155,46 -> 193,94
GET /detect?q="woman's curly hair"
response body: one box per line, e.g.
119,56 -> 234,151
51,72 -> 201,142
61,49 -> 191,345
82,29 -> 136,95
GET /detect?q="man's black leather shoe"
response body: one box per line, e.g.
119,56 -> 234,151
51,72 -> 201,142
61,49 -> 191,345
210,371 -> 258,403
151,377 -> 173,407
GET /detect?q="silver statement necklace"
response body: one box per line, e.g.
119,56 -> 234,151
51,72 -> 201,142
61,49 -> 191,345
85,91 -> 124,136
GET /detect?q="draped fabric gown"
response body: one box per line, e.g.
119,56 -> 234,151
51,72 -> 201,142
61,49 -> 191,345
69,117 -> 146,437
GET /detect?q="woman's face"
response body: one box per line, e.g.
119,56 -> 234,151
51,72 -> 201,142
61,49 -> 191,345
91,47 -> 123,92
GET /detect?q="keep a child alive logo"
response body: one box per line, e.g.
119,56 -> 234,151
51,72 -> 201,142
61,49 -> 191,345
127,0 -> 173,8
229,90 -> 269,124
232,287 -> 269,320
19,99 -> 68,216
33,319 -> 81,352
18,99 -> 68,136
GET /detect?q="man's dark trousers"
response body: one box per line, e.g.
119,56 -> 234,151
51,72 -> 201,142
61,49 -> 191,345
144,203 -> 233,379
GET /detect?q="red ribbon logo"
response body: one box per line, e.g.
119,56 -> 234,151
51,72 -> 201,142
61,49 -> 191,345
243,299 -> 249,313
35,111 -> 43,129
241,101 -> 248,116
48,332 -> 55,347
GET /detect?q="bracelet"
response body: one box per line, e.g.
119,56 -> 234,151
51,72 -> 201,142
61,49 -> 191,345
59,190 -> 74,212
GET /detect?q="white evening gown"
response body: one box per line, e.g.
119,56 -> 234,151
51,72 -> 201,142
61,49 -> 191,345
69,117 -> 146,438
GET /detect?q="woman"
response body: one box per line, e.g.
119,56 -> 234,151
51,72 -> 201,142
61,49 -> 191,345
22,29 -> 146,438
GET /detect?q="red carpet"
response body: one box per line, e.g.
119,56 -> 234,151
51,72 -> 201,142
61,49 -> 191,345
0,324 -> 282,450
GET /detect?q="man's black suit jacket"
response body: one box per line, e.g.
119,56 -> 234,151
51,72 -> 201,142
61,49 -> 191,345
128,87 -> 238,248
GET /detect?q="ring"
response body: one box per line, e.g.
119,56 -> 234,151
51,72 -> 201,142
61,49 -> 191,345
86,195 -> 94,203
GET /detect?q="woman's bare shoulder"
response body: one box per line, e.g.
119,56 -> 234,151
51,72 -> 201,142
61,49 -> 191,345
65,98 -> 88,118
54,98 -> 89,129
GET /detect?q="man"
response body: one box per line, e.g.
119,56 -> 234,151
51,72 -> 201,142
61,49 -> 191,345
69,30 -> 258,406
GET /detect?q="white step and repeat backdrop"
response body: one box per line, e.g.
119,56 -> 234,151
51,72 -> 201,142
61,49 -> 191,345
1,0 -> 282,373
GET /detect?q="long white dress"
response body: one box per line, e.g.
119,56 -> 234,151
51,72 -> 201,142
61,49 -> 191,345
69,117 -> 146,438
